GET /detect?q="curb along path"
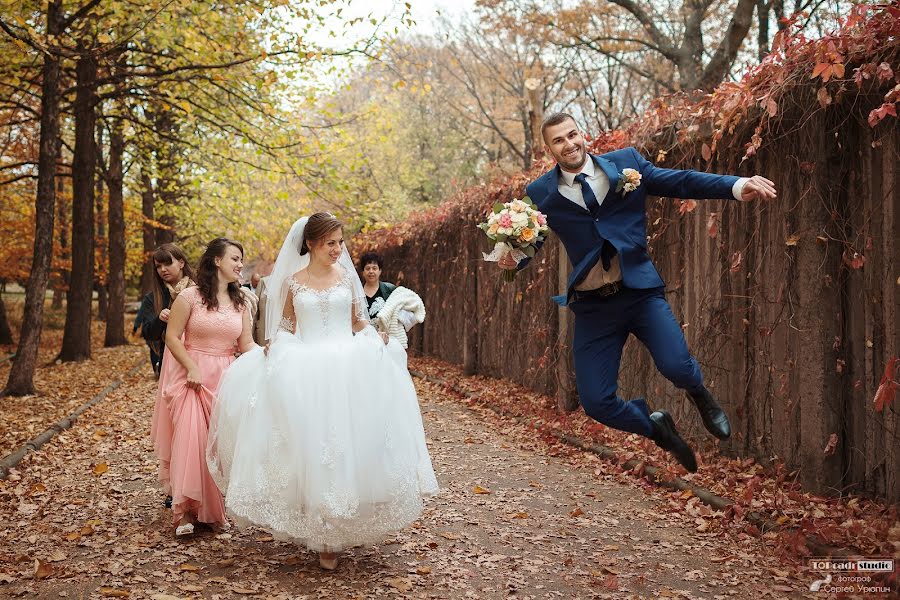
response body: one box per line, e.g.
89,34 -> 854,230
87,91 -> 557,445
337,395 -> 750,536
0,360 -> 145,479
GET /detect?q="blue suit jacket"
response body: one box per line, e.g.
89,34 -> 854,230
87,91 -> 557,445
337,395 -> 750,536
522,147 -> 739,306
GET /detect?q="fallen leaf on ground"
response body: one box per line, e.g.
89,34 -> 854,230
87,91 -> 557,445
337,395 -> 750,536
387,578 -> 412,592
33,559 -> 53,579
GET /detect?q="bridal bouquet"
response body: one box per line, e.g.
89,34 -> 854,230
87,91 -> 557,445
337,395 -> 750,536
479,197 -> 549,282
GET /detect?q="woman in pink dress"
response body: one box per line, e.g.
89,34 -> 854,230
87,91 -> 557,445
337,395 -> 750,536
151,237 -> 257,536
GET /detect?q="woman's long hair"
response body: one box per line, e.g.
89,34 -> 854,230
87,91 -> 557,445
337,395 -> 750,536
150,243 -> 194,313
195,238 -> 245,311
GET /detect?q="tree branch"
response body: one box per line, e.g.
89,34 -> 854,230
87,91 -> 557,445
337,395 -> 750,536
604,0 -> 677,57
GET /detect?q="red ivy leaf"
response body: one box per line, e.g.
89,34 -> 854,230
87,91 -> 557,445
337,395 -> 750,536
679,199 -> 698,215
823,433 -> 839,456
873,357 -> 899,413
842,249 -> 866,269
729,251 -> 743,273
701,143 -> 712,161
868,101 -> 897,127
811,62 -> 829,79
707,212 -> 720,238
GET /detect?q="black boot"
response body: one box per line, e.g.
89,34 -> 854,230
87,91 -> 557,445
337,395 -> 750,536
688,387 -> 731,440
649,410 -> 697,473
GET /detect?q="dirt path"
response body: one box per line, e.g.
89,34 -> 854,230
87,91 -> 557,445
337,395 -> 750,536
0,359 -> 820,599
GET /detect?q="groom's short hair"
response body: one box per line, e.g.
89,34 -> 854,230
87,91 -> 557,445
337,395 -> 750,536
541,112 -> 579,143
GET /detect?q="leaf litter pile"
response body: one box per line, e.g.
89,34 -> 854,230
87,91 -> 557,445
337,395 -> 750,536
0,318 -> 144,457
0,344 -> 896,598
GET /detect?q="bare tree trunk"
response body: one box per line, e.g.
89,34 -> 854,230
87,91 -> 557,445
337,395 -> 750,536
140,170 -> 156,295
105,116 -> 127,347
525,78 -> 544,165
59,52 -> 98,362
155,111 -> 177,245
3,0 -> 62,396
53,139 -> 68,310
51,288 -> 63,309
0,292 -> 13,345
95,120 -> 107,322
757,0 -> 771,61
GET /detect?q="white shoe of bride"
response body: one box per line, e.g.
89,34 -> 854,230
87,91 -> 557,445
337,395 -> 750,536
175,522 -> 194,537
318,552 -> 338,571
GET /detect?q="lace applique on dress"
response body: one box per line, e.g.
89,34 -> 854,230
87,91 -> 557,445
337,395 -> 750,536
279,317 -> 294,334
288,277 -> 351,333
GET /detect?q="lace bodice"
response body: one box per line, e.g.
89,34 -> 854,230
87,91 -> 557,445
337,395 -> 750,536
287,278 -> 355,342
181,287 -> 243,355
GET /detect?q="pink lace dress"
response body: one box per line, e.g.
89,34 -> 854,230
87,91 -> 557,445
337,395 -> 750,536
150,286 -> 243,527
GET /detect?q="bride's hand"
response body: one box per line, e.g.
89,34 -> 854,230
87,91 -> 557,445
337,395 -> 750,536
379,332 -> 389,345
264,341 -> 271,356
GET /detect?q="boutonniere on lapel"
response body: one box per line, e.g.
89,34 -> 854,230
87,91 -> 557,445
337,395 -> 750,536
615,168 -> 642,196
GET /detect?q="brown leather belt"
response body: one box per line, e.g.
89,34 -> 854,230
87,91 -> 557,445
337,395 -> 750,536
571,280 -> 623,301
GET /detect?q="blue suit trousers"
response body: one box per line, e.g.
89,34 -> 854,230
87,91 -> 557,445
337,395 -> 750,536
569,287 -> 704,439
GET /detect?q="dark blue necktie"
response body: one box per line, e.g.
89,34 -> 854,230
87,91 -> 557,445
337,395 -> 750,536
574,173 -> 600,215
574,173 -> 616,271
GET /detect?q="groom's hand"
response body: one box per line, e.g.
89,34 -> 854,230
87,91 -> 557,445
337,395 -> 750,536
739,176 -> 777,202
498,254 -> 518,270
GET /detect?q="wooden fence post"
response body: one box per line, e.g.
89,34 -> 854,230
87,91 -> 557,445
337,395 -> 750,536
556,242 -> 578,412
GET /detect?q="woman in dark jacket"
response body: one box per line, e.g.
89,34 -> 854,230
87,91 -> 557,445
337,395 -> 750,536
359,252 -> 396,320
134,244 -> 195,378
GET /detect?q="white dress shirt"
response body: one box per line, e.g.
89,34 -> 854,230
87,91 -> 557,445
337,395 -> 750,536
558,158 -> 749,291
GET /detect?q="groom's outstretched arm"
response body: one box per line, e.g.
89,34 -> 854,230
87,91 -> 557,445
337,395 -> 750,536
630,148 -> 776,202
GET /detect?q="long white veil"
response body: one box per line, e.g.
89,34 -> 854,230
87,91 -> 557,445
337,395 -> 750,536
263,216 -> 370,342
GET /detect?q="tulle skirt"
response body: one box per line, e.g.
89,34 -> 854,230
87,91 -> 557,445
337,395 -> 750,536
207,331 -> 438,551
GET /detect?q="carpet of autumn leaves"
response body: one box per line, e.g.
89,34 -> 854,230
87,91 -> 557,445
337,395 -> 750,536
0,298 -> 144,457
407,357 -> 900,566
0,348 -> 848,599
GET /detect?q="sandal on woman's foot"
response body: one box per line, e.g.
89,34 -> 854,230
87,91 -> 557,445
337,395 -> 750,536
175,522 -> 194,537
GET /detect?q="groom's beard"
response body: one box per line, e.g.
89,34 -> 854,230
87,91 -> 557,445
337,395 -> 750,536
556,148 -> 586,172
556,150 -> 587,172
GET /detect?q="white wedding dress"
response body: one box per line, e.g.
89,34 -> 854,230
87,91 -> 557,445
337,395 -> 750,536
207,271 -> 438,551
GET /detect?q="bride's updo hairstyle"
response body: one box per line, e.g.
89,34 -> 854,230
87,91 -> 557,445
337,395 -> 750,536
299,212 -> 342,256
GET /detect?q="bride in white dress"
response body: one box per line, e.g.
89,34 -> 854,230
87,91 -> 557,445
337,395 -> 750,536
207,212 -> 438,570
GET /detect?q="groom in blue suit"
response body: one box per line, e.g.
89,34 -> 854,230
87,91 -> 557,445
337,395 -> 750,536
499,113 -> 776,472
